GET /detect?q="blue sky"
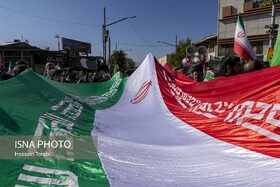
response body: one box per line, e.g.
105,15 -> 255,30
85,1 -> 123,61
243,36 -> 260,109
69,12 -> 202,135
0,0 -> 218,64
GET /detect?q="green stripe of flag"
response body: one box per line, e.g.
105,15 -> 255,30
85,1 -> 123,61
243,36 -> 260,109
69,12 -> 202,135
0,70 -> 127,186
237,13 -> 245,30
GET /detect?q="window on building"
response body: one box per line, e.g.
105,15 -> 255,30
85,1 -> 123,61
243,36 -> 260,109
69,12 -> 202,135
218,44 -> 234,57
252,41 -> 263,55
0,51 -> 3,70
209,43 -> 215,53
22,51 -> 32,67
3,51 -> 22,72
218,41 -> 263,57
2,51 -> 32,73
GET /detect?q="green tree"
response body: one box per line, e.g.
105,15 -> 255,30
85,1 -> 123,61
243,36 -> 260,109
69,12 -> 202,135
110,50 -> 127,73
126,58 -> 136,70
169,38 -> 191,68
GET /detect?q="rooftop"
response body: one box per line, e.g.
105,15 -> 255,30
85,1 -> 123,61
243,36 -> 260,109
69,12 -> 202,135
193,34 -> 218,46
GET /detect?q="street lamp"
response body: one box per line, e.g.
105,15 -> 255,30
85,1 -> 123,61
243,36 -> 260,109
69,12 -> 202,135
102,8 -> 136,64
122,49 -> 132,52
266,0 -> 279,48
105,16 -> 136,27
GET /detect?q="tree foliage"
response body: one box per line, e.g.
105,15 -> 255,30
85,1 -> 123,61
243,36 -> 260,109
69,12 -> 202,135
169,38 -> 191,68
126,58 -> 136,70
110,50 -> 127,72
110,50 -> 136,73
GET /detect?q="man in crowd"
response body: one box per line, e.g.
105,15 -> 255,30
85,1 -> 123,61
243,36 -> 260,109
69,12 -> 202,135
215,55 -> 243,77
191,65 -> 204,82
263,61 -> 270,68
13,64 -> 28,76
50,69 -> 64,82
243,59 -> 264,73
44,62 -> 55,79
187,66 -> 194,80
187,65 -> 204,82
65,67 -> 77,83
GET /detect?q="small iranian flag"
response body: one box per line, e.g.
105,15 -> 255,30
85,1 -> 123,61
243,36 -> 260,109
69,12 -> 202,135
112,64 -> 119,76
204,70 -> 215,81
234,13 -> 256,60
55,63 -> 66,74
6,60 -> 15,76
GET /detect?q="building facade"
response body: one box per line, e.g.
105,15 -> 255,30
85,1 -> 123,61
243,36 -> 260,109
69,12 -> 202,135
0,40 -> 102,75
218,0 -> 280,60
0,41 -> 40,73
157,54 -> 171,66
194,34 -> 218,62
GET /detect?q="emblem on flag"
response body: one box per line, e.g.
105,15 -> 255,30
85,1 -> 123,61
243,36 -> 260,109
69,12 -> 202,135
237,31 -> 246,38
130,80 -> 152,104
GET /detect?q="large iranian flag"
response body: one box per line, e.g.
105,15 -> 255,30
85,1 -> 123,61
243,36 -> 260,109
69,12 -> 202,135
1,53 -> 280,186
234,13 -> 256,60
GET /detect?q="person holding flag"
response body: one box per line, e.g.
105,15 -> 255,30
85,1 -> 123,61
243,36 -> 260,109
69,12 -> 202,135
55,63 -> 66,75
111,63 -> 119,77
234,13 -> 257,62
6,60 -> 15,76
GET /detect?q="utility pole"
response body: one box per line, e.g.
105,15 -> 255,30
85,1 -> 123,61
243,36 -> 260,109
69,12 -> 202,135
103,7 -> 106,64
109,37 -> 111,66
269,0 -> 276,48
102,8 -> 136,64
265,0 -> 278,48
175,35 -> 178,52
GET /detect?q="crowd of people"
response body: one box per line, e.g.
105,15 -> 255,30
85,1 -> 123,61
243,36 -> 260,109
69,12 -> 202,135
43,62 -> 112,83
0,55 -> 270,83
175,55 -> 268,82
0,61 -> 112,83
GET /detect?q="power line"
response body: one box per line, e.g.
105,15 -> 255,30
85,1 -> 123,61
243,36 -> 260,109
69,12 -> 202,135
111,41 -> 170,52
127,20 -> 167,52
0,5 -> 101,27
111,41 -> 163,47
92,41 -> 103,46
